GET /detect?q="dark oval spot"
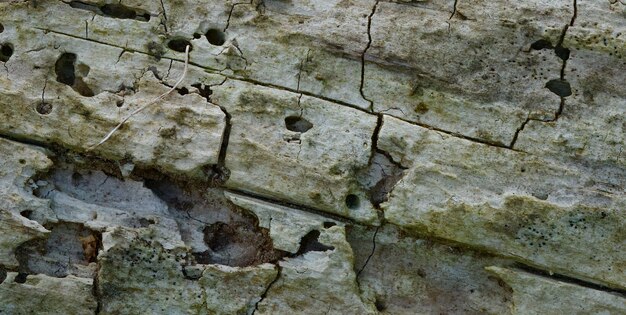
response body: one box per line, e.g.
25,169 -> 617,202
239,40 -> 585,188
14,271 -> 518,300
167,38 -> 192,53
323,222 -> 336,229
345,194 -> 360,210
139,218 -> 156,227
545,79 -> 572,97
530,39 -> 553,50
284,116 -> 313,133
101,4 -> 139,20
36,102 -> 53,115
374,298 -> 386,312
554,45 -> 570,61
14,273 -> 28,284
0,43 -> 13,62
0,23 -> 4,33
206,29 -> 226,46
146,41 -> 165,60
193,33 -> 201,39
177,87 -> 189,95
69,1 -> 150,22
55,53 -> 77,86
20,210 -> 33,219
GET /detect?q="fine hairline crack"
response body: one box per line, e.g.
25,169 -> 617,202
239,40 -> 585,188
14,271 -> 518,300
356,225 -> 380,279
224,1 -> 252,32
158,0 -> 168,33
36,26 -> 526,152
252,265 -> 282,314
360,0 -> 379,113
508,0 -> 577,149
1,130 -> 621,297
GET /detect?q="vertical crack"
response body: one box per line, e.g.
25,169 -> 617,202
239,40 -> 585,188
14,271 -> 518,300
93,262 -> 102,314
510,0 -> 577,149
570,0 -> 577,26
296,49 -> 311,94
556,25 -> 570,80
449,0 -> 458,19
508,113 -> 531,149
252,266 -> 282,315
224,1 -> 252,32
293,49 -> 311,160
360,1 -> 379,113
164,59 -> 173,81
552,0 -> 577,121
296,49 -> 310,117
356,225 -> 380,279
40,78 -> 47,105
370,113 -> 383,165
115,49 -> 125,64
158,0 -> 168,33
205,78 -> 232,186
213,104 -> 232,183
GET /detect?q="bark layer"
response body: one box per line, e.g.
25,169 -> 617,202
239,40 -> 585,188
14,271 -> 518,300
0,0 -> 625,314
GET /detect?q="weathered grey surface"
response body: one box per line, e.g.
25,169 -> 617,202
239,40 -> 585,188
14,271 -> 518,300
515,1 -> 626,166
487,267 -> 626,315
380,115 -> 626,289
0,139 -> 52,268
96,226 -> 207,314
212,80 -> 379,224
348,225 -> 514,314
0,0 -> 625,313
256,226 -> 376,314
226,191 -> 342,254
365,0 -> 570,145
0,272 -> 97,315
201,263 -> 278,315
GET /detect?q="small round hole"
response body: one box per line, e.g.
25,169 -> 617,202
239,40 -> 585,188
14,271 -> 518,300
177,87 -> 189,95
116,100 -> 124,107
193,33 -> 201,39
14,273 -> 28,284
36,102 -> 53,115
20,210 -> 33,219
285,116 -> 313,133
0,43 -> 13,62
167,38 -> 192,52
205,29 -> 226,46
345,194 -> 360,210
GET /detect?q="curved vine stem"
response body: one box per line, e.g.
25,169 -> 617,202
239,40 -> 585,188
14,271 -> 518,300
88,45 -> 190,150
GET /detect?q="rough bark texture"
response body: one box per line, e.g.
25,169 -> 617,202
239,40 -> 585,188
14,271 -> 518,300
0,0 -> 625,314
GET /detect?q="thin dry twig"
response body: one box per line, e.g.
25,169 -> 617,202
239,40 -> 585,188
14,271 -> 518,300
88,45 -> 190,150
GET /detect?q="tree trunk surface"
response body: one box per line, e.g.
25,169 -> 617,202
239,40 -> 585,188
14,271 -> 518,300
0,0 -> 624,314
